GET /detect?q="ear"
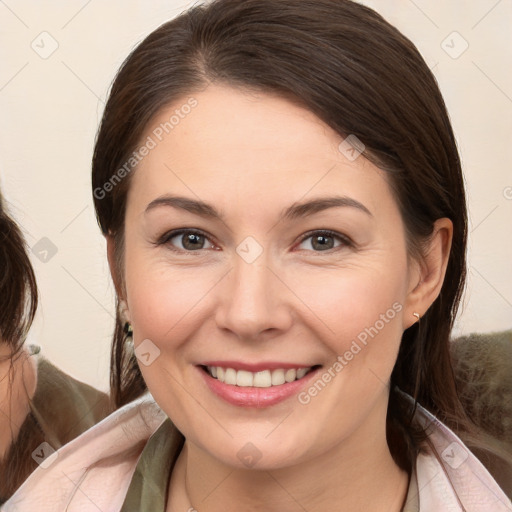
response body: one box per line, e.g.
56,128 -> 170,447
403,218 -> 453,330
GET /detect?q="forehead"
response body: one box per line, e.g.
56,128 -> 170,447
129,85 -> 392,217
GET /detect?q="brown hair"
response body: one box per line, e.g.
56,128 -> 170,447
0,191 -> 39,502
92,0 -> 473,470
0,192 -> 38,355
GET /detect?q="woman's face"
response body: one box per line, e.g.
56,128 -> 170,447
119,84 -> 422,469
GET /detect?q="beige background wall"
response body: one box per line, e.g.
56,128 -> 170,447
1,0 -> 511,391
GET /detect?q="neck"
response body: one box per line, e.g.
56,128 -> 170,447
167,398 -> 409,512
0,343 -> 37,459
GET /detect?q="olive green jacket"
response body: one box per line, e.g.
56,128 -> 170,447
0,346 -> 110,503
3,391 -> 510,511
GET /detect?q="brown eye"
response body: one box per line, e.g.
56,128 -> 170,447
297,230 -> 351,252
160,229 -> 215,252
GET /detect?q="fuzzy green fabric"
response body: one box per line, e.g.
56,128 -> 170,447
451,329 -> 512,498
0,352 -> 110,503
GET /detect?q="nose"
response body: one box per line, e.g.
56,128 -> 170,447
215,252 -> 292,341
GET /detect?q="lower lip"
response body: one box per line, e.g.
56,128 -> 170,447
197,365 -> 322,408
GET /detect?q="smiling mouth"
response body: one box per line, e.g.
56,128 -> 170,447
199,364 -> 322,387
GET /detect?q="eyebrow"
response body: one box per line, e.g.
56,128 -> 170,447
145,194 -> 372,220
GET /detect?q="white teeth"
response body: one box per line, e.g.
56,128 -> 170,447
206,366 -> 313,387
253,370 -> 271,388
296,368 -> 308,379
285,369 -> 296,382
224,368 -> 237,385
271,369 -> 285,386
236,370 -> 253,387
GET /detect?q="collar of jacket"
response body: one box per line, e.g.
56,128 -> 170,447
396,389 -> 511,511
2,391 -> 511,511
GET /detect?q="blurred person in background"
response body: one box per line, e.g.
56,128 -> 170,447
451,329 -> 512,498
0,189 -> 110,503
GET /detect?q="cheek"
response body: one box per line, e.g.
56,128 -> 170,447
122,236 -> 228,387
125,258 -> 214,344
292,266 -> 407,432
290,257 -> 408,355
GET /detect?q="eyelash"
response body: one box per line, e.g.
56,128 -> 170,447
155,228 -> 353,254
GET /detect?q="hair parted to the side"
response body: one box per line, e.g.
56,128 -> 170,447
92,0 -> 473,470
0,191 -> 38,356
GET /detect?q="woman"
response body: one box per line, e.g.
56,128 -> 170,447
3,0 -> 510,510
0,191 -> 110,503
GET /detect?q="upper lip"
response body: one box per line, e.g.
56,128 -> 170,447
199,361 -> 320,372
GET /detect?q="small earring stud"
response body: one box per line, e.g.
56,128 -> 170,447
413,312 -> 420,321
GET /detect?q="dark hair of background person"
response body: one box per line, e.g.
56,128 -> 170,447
0,192 -> 112,502
92,0 -> 487,472
0,192 -> 38,358
0,192 -> 39,502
